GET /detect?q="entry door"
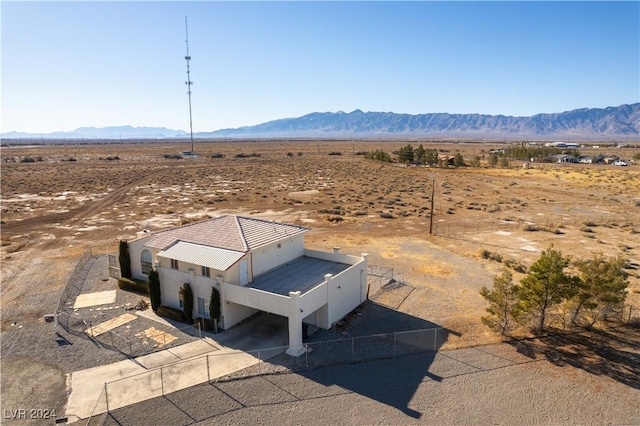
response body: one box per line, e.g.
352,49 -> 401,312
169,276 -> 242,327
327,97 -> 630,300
239,259 -> 249,285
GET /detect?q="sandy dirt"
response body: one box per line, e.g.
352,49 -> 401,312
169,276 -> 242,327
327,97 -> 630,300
1,140 -> 639,423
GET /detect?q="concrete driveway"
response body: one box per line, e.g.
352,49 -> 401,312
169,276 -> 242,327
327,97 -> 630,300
66,312 -> 289,423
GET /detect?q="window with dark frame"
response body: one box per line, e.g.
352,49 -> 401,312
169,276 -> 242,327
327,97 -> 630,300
171,259 -> 179,270
202,265 -> 210,277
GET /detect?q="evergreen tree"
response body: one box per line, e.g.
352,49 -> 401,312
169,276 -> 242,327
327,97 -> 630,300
147,269 -> 162,312
414,144 -> 426,162
209,286 -> 221,320
118,240 -> 131,279
515,247 -> 575,333
572,253 -> 628,326
423,149 -> 438,166
181,283 -> 194,324
454,153 -> 465,167
397,144 -> 414,163
469,155 -> 481,167
480,269 -> 519,335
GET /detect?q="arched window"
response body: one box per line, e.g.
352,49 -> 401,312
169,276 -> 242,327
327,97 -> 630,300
141,249 -> 153,275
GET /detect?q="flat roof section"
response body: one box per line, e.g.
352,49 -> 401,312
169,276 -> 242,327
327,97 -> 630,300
249,256 -> 350,296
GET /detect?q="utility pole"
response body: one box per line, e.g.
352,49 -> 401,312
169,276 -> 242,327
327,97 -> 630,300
429,176 -> 435,235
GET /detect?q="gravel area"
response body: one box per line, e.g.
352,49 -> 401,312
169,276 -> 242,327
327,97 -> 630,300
102,334 -> 640,426
1,254 -> 202,425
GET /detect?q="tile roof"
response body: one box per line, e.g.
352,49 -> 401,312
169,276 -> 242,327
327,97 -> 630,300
142,215 -> 309,252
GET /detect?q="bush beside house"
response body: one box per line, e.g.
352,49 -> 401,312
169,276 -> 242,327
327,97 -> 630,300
117,277 -> 149,295
157,306 -> 186,322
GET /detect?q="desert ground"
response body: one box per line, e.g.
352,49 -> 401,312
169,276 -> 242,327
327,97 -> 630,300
1,140 -> 639,424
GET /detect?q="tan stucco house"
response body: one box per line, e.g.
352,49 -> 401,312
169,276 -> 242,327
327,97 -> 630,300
127,215 -> 368,356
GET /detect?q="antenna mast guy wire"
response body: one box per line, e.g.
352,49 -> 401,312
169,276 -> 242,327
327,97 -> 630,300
184,16 -> 194,153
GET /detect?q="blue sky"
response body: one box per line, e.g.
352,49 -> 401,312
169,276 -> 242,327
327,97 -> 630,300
2,1 -> 638,133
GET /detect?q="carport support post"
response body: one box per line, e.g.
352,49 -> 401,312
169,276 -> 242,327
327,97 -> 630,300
286,291 -> 306,357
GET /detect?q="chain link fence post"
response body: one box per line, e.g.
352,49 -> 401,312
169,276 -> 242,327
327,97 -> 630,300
104,383 -> 109,413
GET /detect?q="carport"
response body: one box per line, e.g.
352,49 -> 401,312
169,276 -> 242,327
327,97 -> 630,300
223,255 -> 355,356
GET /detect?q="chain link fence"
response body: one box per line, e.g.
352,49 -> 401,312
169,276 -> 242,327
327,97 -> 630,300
56,249 -> 95,316
367,264 -> 394,297
55,248 -> 202,359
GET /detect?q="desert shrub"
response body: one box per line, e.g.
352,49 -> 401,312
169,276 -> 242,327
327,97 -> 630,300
20,157 -> 36,163
157,306 -> 186,323
134,299 -> 149,310
117,277 -> 149,295
235,152 -> 261,158
354,151 -> 368,156
328,151 -> 342,156
297,152 -> 303,156
479,249 -> 503,263
287,152 -> 294,157
163,154 -> 182,159
318,208 -> 343,215
325,215 -> 344,223
379,212 -> 394,219
503,257 -> 527,273
580,226 -> 594,233
210,153 -> 224,158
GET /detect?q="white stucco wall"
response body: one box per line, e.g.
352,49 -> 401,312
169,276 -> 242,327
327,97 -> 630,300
324,258 -> 367,326
127,235 -> 156,281
251,236 -> 305,277
220,301 -> 258,330
222,251 -> 367,330
156,265 -> 220,320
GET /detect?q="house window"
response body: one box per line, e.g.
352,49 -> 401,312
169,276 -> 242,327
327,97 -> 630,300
202,266 -> 210,277
140,250 -> 153,275
171,259 -> 179,270
197,297 -> 208,317
179,292 -> 183,308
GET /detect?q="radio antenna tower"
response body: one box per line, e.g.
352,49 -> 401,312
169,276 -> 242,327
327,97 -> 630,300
184,16 -> 195,154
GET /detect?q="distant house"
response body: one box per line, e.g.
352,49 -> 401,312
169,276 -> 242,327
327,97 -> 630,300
127,215 -> 368,356
437,154 -> 455,166
552,154 -> 578,163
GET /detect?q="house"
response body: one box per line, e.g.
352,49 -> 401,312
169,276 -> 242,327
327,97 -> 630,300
437,154 -> 455,166
127,215 -> 368,356
552,154 -> 578,163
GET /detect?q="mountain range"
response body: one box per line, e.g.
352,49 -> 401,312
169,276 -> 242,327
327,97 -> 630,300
3,104 -> 639,140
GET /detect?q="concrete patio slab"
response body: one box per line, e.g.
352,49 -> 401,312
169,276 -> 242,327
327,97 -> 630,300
86,313 -> 137,337
73,290 -> 117,309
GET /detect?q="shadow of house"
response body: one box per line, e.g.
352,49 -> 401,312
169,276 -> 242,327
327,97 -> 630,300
507,325 -> 640,390
103,301 -> 454,424
221,300 -> 449,419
